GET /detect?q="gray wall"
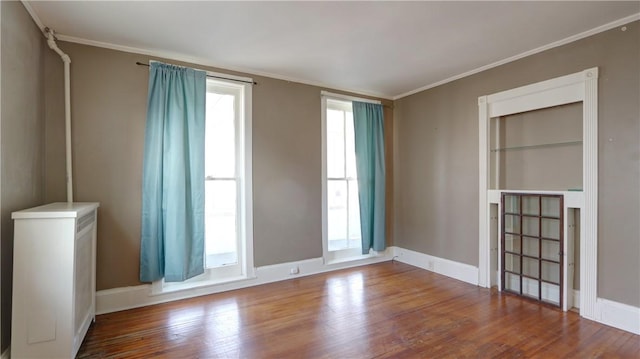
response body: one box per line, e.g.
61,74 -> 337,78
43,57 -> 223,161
394,21 -> 640,307
0,1 -> 47,352
44,42 -> 393,290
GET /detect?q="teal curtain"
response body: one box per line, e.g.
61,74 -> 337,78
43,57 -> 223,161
140,62 -> 206,282
352,101 -> 386,254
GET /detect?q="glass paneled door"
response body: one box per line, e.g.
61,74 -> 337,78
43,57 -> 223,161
502,193 -> 564,307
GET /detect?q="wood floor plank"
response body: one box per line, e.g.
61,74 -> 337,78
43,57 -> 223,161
78,262 -> 638,358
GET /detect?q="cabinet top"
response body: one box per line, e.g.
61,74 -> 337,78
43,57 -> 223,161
12,202 -> 100,219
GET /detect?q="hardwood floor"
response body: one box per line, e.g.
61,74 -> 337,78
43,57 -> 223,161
78,262 -> 639,358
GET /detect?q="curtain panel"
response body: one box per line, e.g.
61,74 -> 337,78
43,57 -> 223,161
140,62 -> 206,282
352,101 -> 386,254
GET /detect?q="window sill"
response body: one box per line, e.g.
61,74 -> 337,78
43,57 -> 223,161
324,250 -> 383,266
150,274 -> 256,296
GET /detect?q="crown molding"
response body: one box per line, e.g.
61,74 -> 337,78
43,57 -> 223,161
54,33 -> 393,101
19,1 -> 639,102
21,0 -> 45,32
393,13 -> 640,100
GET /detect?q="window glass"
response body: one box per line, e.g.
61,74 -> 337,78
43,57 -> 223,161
325,99 -> 361,254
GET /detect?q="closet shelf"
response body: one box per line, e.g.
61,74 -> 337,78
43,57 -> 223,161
491,140 -> 582,152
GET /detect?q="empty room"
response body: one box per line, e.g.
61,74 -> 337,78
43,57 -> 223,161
1,1 -> 639,358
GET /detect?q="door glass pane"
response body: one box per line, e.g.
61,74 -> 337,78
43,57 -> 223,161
504,214 -> 520,234
505,272 -> 520,293
522,217 -> 539,237
504,195 -> 519,213
522,237 -> 539,257
541,261 -> 560,283
504,234 -> 521,253
327,110 -> 345,178
522,196 -> 539,216
205,180 -> 237,268
541,282 -> 560,305
328,180 -> 348,251
542,218 -> 560,239
205,93 -> 235,178
504,253 -> 520,273
522,257 -> 539,278
541,197 -> 561,218
541,240 -> 560,262
522,277 -> 539,299
347,180 -> 362,249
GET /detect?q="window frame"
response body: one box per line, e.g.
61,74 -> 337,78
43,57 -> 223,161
152,73 -> 254,295
321,91 -> 381,264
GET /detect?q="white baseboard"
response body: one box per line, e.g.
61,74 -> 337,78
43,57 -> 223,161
95,246 -> 640,336
2,346 -> 10,359
96,248 -> 394,314
596,297 -> 640,335
570,290 -> 639,335
393,247 -> 479,286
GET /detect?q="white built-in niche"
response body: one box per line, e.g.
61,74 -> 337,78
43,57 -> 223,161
478,68 -> 598,319
489,103 -> 583,191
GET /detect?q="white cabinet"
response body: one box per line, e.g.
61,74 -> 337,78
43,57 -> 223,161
11,202 -> 99,359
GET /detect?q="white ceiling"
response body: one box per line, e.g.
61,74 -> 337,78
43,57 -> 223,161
24,1 -> 640,99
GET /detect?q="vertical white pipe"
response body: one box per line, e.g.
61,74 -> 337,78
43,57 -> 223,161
64,60 -> 73,202
46,29 -> 73,202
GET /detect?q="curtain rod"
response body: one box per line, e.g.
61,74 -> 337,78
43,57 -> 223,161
136,62 -> 257,85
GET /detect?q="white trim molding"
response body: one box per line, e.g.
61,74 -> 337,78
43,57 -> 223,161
96,249 -> 394,315
97,247 -> 481,315
394,13 -> 639,100
478,68 -> 599,320
22,0 -> 637,101
393,247 -> 479,286
596,298 -> 640,335
581,69 -> 599,321
0,3 -> 3,353
320,90 -> 381,105
320,91 -> 382,265
19,1 -> 45,32
95,246 -> 640,335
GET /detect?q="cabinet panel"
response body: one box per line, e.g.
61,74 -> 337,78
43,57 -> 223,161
12,202 -> 99,359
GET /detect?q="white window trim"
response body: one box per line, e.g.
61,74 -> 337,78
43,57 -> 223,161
320,90 -> 381,105
478,68 -> 598,319
321,91 -> 381,265
152,75 -> 255,295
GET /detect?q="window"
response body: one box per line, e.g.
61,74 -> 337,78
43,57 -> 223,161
322,96 -> 366,263
203,78 -> 254,280
157,75 -> 254,293
204,81 -> 241,269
